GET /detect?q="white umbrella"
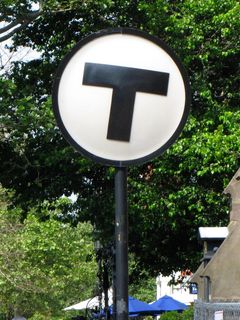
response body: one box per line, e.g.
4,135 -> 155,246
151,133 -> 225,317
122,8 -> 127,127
64,289 -> 113,311
64,297 -> 100,311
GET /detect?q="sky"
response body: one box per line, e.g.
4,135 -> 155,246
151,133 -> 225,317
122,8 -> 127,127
0,39 -> 41,74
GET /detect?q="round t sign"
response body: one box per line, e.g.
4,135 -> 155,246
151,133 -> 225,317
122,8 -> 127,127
52,28 -> 190,166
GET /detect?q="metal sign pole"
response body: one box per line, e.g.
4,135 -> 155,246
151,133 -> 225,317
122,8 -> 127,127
114,166 -> 128,320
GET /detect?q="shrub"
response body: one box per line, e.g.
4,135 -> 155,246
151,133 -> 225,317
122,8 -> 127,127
157,306 -> 194,320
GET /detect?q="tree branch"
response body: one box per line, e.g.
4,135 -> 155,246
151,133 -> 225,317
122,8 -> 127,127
0,3 -> 43,43
0,22 -> 29,42
0,20 -> 21,35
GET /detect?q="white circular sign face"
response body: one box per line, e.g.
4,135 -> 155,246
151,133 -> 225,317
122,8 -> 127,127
52,28 -> 190,166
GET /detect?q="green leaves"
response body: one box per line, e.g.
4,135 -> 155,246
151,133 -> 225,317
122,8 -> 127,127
0,207 -> 97,318
177,110 -> 240,177
160,307 -> 194,320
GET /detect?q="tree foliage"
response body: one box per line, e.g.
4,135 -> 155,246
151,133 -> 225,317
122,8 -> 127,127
159,307 -> 194,320
0,202 -> 97,319
0,0 -> 239,278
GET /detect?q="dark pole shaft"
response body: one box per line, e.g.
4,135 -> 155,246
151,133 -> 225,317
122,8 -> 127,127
115,166 -> 128,320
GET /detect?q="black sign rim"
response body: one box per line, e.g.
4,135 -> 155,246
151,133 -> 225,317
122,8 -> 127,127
52,27 -> 191,167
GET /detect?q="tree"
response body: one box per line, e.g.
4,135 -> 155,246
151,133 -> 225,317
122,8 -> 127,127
0,0 -> 239,277
0,201 -> 97,319
0,1 -> 42,43
0,0 -> 102,43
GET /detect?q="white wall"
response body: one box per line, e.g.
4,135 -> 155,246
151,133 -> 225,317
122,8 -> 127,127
156,273 -> 197,305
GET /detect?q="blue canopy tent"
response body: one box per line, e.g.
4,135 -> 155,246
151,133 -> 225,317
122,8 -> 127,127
108,296 -> 159,317
150,295 -> 188,313
128,296 -> 159,315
